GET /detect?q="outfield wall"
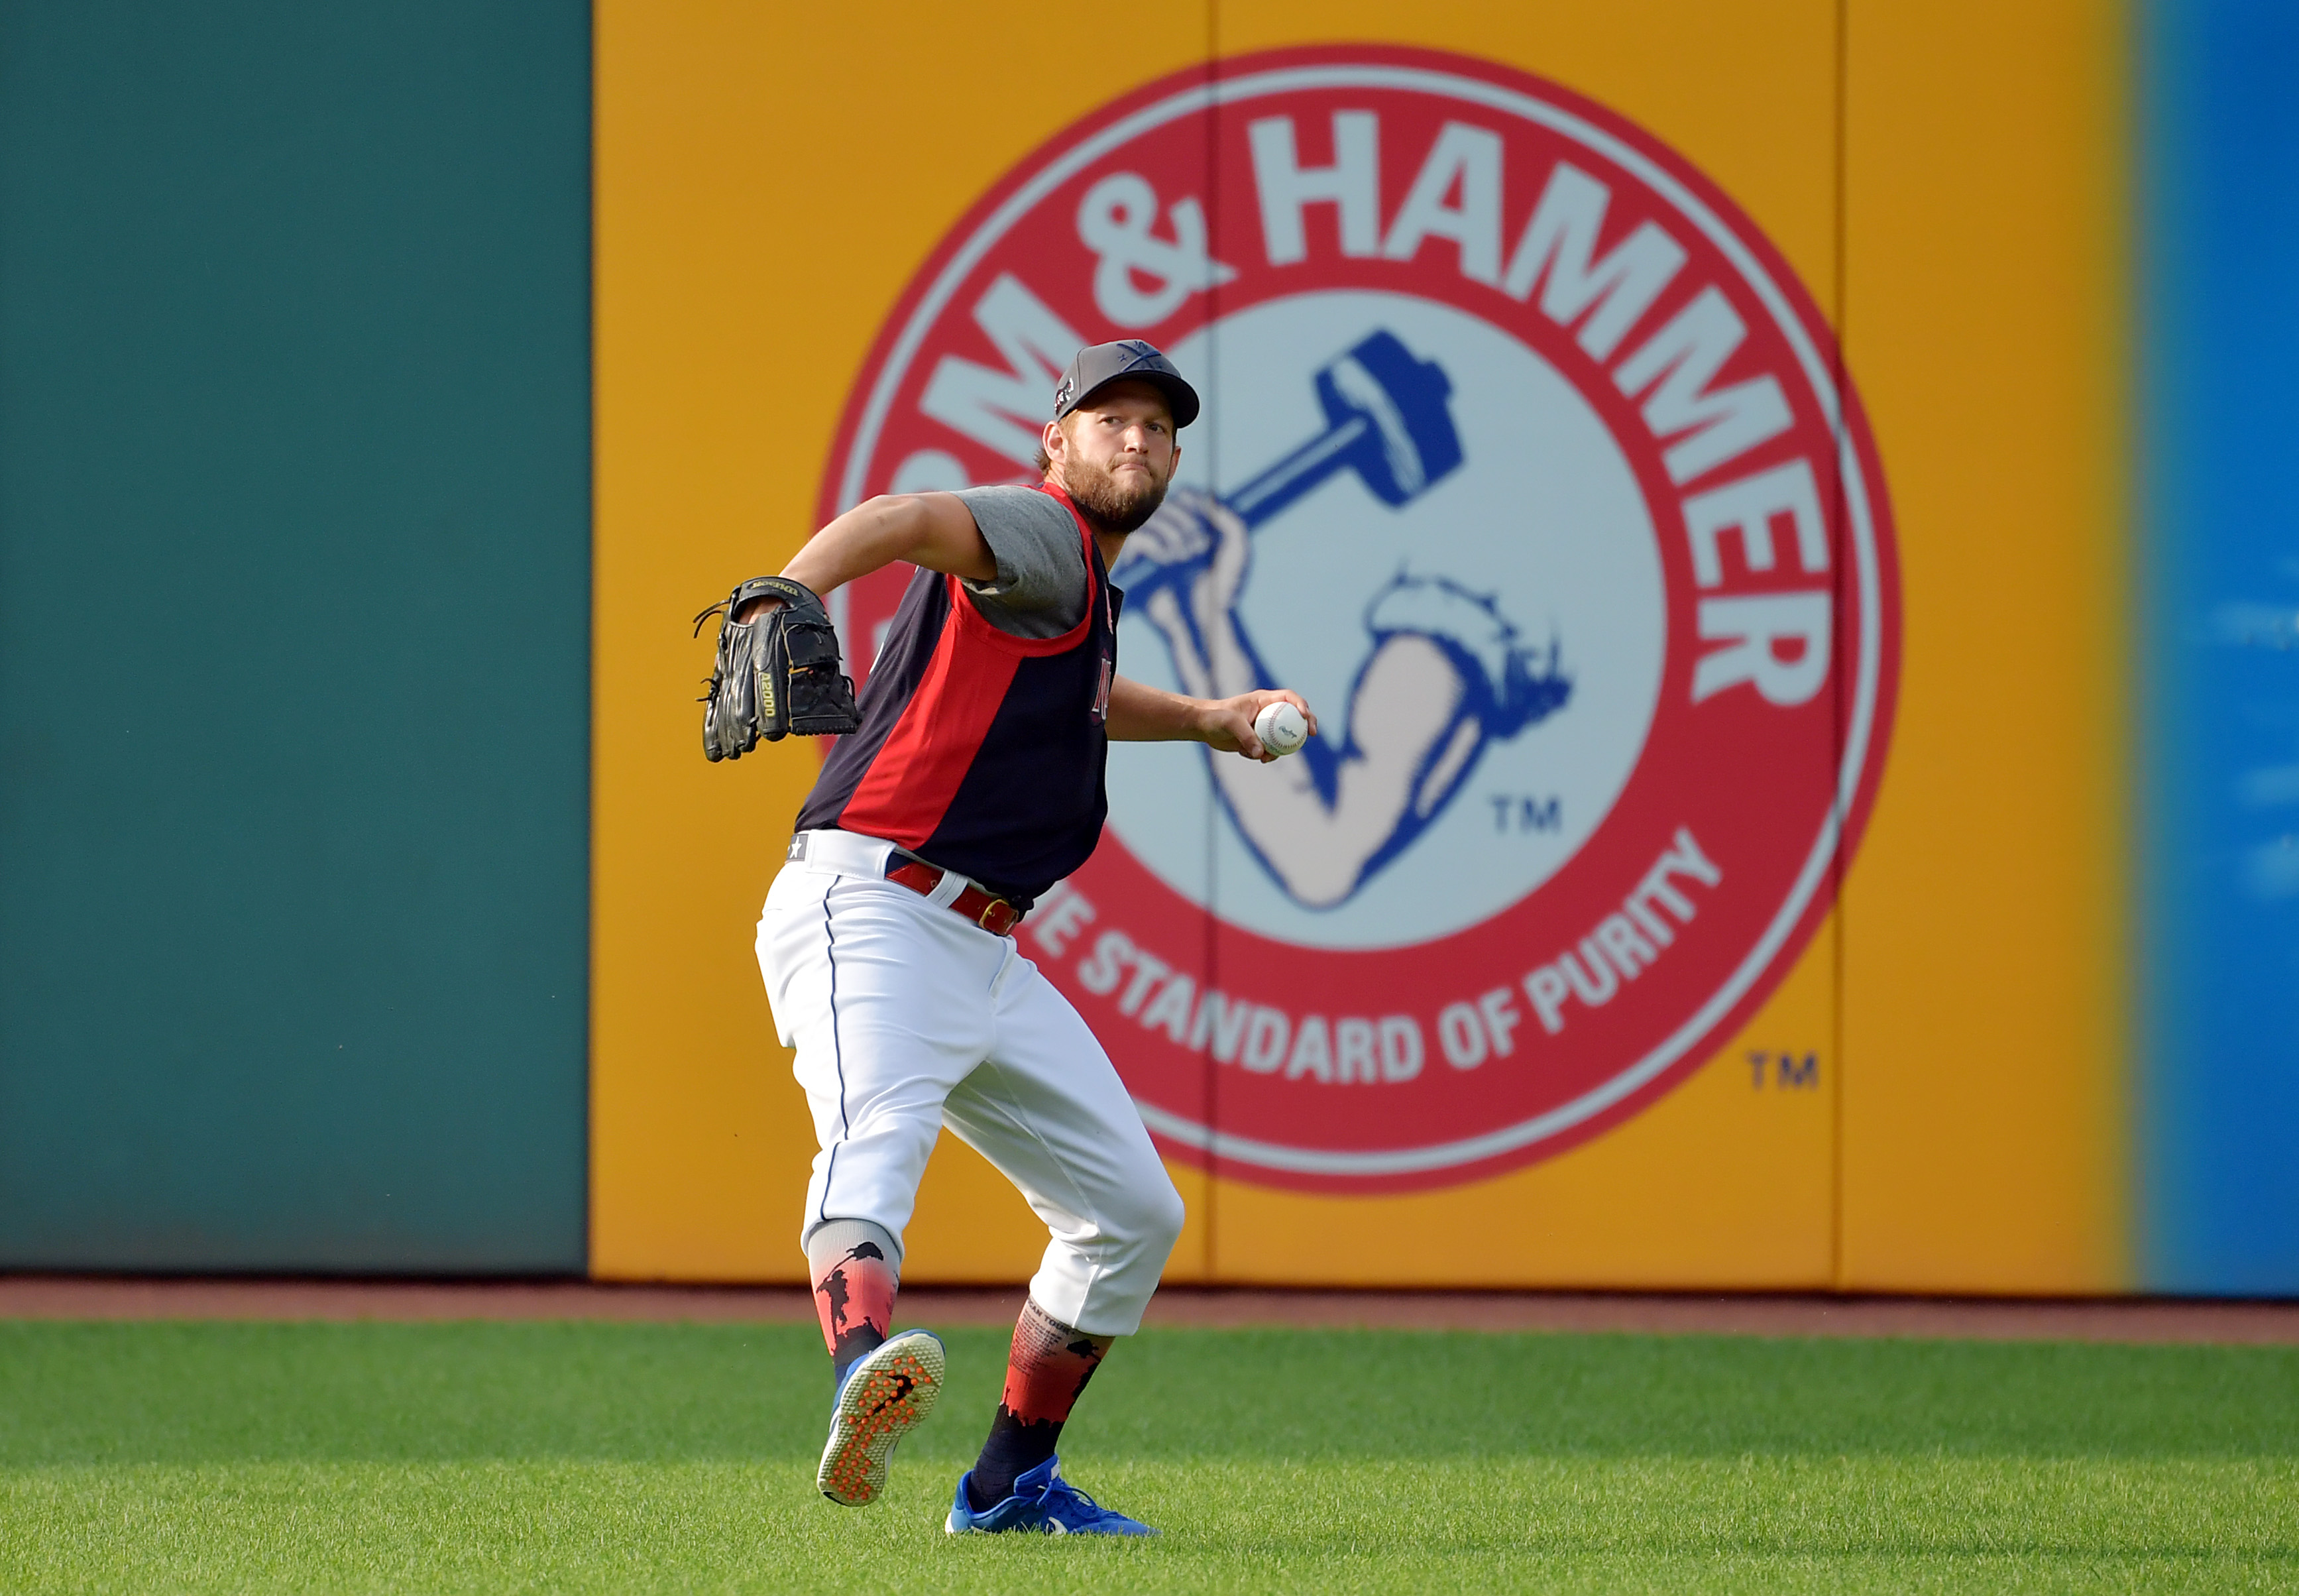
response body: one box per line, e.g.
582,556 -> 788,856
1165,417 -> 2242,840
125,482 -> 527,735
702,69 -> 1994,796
1,3 -> 2289,1295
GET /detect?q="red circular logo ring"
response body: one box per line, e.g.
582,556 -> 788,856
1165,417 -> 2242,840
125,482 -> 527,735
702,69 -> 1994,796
817,46 -> 1901,1193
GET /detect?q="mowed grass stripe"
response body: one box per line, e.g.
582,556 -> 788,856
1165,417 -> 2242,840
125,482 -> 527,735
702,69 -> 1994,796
0,1321 -> 2292,1592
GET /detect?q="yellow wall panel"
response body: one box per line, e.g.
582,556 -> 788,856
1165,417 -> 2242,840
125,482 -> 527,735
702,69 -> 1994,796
1189,0 -> 1846,1284
592,0 -> 1211,1281
1836,0 -> 2127,1292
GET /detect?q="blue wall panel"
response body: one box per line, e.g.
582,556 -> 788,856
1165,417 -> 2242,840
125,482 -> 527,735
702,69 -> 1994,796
2141,0 -> 2299,1292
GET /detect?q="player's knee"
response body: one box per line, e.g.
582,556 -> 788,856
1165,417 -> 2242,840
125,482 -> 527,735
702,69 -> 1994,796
1137,1176 -> 1186,1255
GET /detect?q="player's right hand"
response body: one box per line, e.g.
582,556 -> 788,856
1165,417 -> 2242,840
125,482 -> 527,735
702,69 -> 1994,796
1200,687 -> 1318,763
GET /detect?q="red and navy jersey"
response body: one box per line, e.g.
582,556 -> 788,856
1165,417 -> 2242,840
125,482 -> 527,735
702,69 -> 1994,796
797,484 -> 1120,904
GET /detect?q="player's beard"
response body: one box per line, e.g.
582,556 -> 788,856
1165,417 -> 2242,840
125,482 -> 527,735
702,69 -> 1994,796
1062,453 -> 1170,534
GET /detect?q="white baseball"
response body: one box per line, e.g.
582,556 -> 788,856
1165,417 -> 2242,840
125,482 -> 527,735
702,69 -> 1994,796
1253,700 -> 1308,757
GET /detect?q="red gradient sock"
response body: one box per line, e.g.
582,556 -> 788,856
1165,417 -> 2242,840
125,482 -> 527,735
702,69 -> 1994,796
966,1298 -> 1113,1508
810,1239 -> 897,1383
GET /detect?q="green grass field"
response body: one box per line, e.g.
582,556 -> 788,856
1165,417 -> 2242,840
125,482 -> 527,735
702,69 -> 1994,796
0,1318 -> 2292,1592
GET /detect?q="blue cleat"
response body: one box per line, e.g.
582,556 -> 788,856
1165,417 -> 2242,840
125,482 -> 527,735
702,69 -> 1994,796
944,1454 -> 1158,1536
818,1329 -> 944,1507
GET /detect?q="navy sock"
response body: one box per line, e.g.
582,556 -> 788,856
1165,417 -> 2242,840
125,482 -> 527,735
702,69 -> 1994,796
968,1410 -> 1063,1510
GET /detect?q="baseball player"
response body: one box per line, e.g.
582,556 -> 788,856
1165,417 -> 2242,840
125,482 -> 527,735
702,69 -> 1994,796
699,341 -> 1315,1535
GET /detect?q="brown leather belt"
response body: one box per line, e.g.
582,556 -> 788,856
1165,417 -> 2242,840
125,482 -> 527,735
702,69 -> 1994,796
885,858 -> 1024,936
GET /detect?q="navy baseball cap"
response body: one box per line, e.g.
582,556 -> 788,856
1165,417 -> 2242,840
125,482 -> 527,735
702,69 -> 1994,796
1052,340 -> 1200,429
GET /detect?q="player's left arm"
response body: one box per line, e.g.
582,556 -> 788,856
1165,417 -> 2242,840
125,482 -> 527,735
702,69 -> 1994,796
734,493 -> 995,622
1106,675 -> 1315,764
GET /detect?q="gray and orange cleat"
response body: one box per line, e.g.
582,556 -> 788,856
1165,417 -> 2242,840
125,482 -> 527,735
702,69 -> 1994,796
817,1328 -> 945,1506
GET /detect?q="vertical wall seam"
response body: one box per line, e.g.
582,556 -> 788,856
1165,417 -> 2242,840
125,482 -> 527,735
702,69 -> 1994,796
583,0 -> 602,1281
1203,0 -> 1222,1282
1829,0 -> 1852,1294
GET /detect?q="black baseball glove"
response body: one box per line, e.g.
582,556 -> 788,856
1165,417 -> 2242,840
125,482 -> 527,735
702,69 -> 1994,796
695,575 -> 861,760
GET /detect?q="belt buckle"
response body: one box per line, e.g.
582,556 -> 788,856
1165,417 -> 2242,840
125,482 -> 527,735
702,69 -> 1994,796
977,896 -> 1012,932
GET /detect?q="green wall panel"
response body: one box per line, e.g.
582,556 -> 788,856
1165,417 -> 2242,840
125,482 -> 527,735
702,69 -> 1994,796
0,3 -> 590,1269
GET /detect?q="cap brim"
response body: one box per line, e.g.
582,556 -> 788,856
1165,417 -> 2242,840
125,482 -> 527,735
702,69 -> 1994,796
1072,370 -> 1200,429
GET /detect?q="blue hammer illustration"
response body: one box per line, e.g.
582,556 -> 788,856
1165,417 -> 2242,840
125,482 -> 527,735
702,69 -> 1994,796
1223,329 -> 1464,528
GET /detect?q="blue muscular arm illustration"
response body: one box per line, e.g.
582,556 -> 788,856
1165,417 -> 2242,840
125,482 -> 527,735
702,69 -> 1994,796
1118,487 -> 1571,909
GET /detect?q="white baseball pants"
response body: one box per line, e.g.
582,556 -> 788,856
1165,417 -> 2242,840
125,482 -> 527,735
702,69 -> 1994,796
757,828 -> 1185,1338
